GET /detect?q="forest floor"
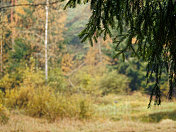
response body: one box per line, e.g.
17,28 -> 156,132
1,92 -> 176,132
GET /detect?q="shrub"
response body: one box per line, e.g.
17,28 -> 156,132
21,67 -> 45,88
5,84 -> 94,121
4,66 -> 44,109
79,99 -> 93,119
26,86 -> 56,119
0,73 -> 20,90
71,70 -> 101,95
0,59 -> 44,93
26,88 -> 94,121
5,87 -> 35,109
78,72 -> 94,93
99,71 -> 130,95
0,104 -> 9,124
48,68 -> 68,92
3,65 -> 94,121
0,90 -> 4,104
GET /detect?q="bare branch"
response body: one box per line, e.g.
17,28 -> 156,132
68,77 -> 75,88
66,62 -> 86,76
0,0 -> 63,10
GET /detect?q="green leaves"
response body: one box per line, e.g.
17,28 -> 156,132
65,0 -> 176,105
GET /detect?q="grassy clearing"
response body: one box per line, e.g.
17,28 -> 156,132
0,92 -> 176,132
0,113 -> 176,132
93,92 -> 176,123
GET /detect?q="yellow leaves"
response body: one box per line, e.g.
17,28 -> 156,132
21,62 -> 45,88
48,10 -> 67,42
85,40 -> 111,66
61,53 -> 74,74
0,74 -> 18,90
85,46 -> 99,66
0,103 -> 9,124
15,0 -> 29,16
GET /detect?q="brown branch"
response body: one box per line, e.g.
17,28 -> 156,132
0,0 -> 63,10
66,62 -> 86,76
68,77 -> 75,88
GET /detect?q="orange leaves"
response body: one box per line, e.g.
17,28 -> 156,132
15,0 -> 29,16
85,38 -> 112,67
132,38 -> 137,44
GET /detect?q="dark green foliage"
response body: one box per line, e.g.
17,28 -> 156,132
64,4 -> 90,45
118,58 -> 147,91
65,0 -> 176,106
7,39 -> 32,72
10,39 -> 31,62
99,71 -> 130,95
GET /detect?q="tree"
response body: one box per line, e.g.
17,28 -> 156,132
45,0 -> 49,82
0,0 -> 67,86
65,0 -> 176,106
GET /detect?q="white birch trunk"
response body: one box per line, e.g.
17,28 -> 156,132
1,1 -> 3,73
45,0 -> 49,81
11,0 -> 14,51
1,35 -> 3,73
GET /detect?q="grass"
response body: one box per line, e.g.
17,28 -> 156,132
1,92 -> 176,132
0,114 -> 176,132
93,92 -> 176,122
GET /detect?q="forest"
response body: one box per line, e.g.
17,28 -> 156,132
0,0 -> 176,131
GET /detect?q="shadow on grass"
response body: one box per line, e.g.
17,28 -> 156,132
141,110 -> 176,123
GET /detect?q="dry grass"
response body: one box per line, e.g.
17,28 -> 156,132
0,113 -> 176,132
1,93 -> 176,132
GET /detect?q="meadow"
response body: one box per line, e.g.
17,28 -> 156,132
1,92 -> 176,132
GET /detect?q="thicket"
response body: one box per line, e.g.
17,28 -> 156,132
0,64 -> 95,121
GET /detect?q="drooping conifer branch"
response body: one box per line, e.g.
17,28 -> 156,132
65,0 -> 176,106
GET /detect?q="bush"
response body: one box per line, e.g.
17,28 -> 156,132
5,66 -> 44,109
0,104 -> 9,124
21,66 -> 45,88
26,88 -> 94,121
0,90 -> 4,104
5,85 -> 94,121
48,68 -> 68,92
99,71 -> 130,95
0,73 -> 20,90
3,65 -> 95,121
71,69 -> 101,95
26,86 -> 56,119
76,72 -> 94,93
5,87 -> 35,109
0,59 -> 44,92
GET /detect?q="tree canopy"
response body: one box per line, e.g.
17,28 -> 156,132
65,0 -> 176,106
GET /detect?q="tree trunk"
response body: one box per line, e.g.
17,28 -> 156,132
1,1 -> 3,74
45,0 -> 49,82
11,0 -> 14,50
1,36 -> 3,73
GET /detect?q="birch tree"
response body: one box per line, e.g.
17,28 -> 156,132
45,0 -> 49,82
